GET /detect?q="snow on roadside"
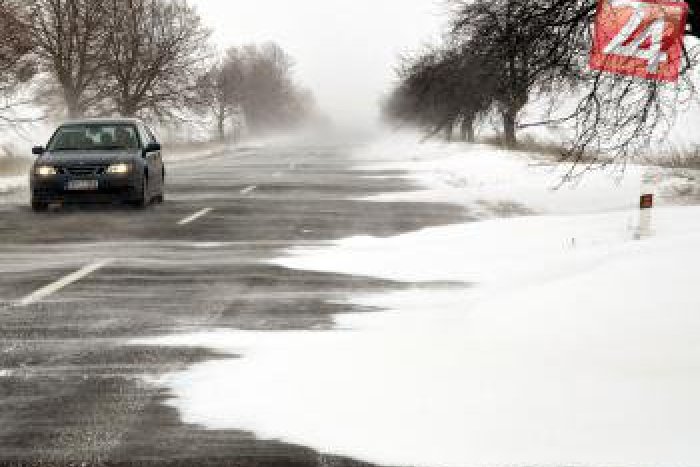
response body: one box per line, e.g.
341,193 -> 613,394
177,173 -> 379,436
352,133 -> 690,216
140,136 -> 700,467
276,206 -> 700,286
0,175 -> 27,194
143,208 -> 700,467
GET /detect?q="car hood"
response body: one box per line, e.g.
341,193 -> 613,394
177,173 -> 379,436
38,149 -> 141,166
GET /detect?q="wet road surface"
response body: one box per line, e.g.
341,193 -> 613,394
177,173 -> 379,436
0,142 -> 467,466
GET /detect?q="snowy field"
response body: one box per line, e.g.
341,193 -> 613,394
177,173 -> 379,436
141,135 -> 700,467
0,175 -> 29,205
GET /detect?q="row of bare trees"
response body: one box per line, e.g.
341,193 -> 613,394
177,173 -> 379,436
384,0 -> 700,164
0,0 -> 314,137
196,43 -> 315,140
28,0 -> 211,119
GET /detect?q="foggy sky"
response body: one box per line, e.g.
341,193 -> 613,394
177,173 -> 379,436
190,0 -> 444,129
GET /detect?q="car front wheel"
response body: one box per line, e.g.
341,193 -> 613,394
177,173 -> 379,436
130,176 -> 149,208
153,169 -> 165,204
31,200 -> 48,212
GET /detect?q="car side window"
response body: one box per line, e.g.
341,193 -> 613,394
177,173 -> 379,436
136,125 -> 151,146
145,126 -> 159,145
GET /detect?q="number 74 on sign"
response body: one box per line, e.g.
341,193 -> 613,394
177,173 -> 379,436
590,0 -> 689,82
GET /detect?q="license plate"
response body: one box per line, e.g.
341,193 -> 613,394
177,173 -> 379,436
65,180 -> 99,191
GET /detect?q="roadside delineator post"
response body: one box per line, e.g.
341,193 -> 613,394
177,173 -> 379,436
636,171 -> 658,239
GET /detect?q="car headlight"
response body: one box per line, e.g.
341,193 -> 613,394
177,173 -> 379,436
35,166 -> 57,176
106,163 -> 132,174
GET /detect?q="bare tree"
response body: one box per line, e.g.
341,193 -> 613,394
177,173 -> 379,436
450,0 -> 590,147
236,42 -> 314,134
192,42 -> 315,138
0,1 -> 36,124
388,0 -> 699,168
99,0 -> 211,118
488,0 -> 700,166
384,49 -> 457,141
383,43 -> 495,143
195,47 -> 245,141
0,1 -> 35,90
29,0 -> 107,118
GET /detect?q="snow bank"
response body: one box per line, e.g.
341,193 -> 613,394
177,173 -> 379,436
144,207 -> 700,467
352,134 -> 682,215
276,206 -> 700,286
0,175 -> 27,194
141,137 -> 700,467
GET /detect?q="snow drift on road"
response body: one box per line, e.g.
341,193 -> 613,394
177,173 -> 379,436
142,137 -> 700,467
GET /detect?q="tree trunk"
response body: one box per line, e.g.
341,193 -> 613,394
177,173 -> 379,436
64,89 -> 83,118
216,102 -> 227,141
119,102 -> 138,118
218,118 -> 225,141
66,104 -> 82,119
445,120 -> 454,142
461,118 -> 475,143
231,122 -> 240,143
502,109 -> 517,148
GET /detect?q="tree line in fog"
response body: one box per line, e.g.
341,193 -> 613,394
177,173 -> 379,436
383,0 -> 700,165
0,0 -> 316,139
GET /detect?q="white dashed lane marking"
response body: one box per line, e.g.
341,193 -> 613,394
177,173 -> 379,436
178,208 -> 213,226
17,259 -> 115,307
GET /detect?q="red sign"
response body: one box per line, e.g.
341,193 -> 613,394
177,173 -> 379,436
590,0 -> 689,82
640,193 -> 655,209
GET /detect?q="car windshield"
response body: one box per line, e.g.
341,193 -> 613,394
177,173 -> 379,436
48,124 -> 141,151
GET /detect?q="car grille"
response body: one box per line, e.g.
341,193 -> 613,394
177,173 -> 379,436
61,165 -> 108,176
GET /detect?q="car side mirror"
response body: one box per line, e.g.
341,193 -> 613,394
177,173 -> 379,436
144,142 -> 161,153
32,146 -> 45,156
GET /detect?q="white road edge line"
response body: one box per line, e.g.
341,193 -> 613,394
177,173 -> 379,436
17,259 -> 115,307
240,185 -> 257,195
178,208 -> 213,226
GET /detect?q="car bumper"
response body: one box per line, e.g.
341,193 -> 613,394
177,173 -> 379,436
31,174 -> 143,204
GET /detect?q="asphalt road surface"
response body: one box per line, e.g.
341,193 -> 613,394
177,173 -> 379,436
0,140 -> 467,467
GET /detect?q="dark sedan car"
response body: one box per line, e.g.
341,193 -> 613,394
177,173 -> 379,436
30,118 -> 166,211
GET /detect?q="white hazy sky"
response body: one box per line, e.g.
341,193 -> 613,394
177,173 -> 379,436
190,0 -> 445,129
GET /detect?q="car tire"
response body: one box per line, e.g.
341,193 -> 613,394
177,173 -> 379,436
131,176 -> 149,209
154,169 -> 165,204
31,200 -> 48,212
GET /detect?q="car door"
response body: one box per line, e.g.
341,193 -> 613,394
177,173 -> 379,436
139,124 -> 163,192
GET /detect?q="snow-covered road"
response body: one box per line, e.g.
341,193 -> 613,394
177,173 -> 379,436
141,135 -> 700,467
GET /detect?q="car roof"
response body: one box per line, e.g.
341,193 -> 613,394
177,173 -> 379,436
59,117 -> 145,127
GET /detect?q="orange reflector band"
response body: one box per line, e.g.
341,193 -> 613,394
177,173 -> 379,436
640,194 -> 654,210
